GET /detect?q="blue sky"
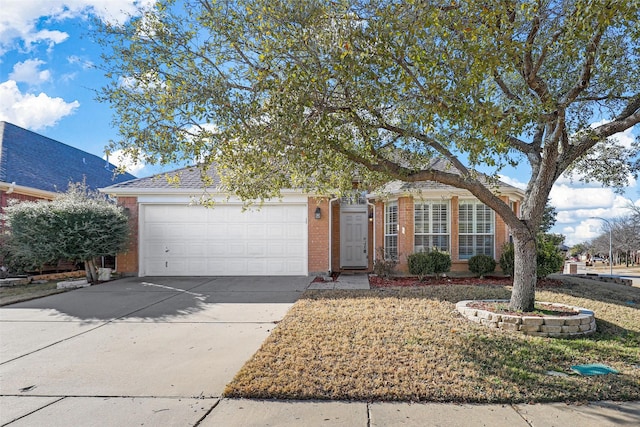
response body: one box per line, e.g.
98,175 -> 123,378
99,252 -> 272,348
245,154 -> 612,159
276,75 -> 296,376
1,0 -> 638,246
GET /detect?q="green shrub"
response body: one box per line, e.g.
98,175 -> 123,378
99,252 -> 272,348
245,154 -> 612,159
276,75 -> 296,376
468,254 -> 496,278
499,243 -> 515,277
408,252 -> 430,280
408,250 -> 451,279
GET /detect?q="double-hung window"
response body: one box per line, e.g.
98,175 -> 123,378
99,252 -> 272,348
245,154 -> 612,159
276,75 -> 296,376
414,201 -> 449,252
458,200 -> 494,259
384,202 -> 398,259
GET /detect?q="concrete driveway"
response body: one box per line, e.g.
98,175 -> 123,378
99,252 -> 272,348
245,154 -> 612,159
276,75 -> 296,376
0,276 -> 309,426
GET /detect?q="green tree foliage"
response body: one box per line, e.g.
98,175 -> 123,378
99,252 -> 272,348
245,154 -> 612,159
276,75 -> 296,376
539,202 -> 558,234
468,254 -> 497,278
96,0 -> 640,311
3,184 -> 130,283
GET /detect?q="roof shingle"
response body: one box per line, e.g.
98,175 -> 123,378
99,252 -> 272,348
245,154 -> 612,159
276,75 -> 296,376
0,121 -> 136,193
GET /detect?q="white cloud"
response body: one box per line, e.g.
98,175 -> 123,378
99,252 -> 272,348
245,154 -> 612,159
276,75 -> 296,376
67,55 -> 94,69
105,149 -> 146,175
0,80 -> 79,130
554,195 -> 639,245
498,174 -> 527,190
0,0 -> 154,54
9,59 -> 51,84
549,184 -> 615,210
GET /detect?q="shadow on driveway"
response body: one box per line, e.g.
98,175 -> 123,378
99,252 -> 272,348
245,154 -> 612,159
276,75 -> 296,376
1,276 -> 310,322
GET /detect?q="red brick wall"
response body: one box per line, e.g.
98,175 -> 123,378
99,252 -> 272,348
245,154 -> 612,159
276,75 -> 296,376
308,197 -> 330,275
116,197 -> 139,275
396,197 -> 413,273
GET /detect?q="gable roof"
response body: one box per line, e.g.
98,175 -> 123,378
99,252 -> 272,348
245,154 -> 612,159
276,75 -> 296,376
102,164 -> 220,192
0,121 -> 136,194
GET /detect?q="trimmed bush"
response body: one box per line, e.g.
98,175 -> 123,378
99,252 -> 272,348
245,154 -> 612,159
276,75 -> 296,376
468,254 -> 496,278
408,250 -> 451,279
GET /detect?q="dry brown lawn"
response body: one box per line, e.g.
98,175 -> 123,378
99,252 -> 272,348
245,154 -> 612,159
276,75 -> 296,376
224,280 -> 640,403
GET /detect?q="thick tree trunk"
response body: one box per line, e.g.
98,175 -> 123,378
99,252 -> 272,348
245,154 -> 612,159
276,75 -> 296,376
85,259 -> 98,284
510,231 -> 537,312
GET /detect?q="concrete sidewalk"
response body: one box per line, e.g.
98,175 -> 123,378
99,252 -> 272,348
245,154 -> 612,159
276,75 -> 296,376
1,275 -> 638,426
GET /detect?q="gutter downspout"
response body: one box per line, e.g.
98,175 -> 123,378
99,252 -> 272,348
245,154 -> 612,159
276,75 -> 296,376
367,200 -> 376,268
328,196 -> 339,275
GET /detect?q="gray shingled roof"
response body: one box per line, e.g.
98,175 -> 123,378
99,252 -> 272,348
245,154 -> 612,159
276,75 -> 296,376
0,121 -> 136,193
103,164 -> 221,190
103,155 -> 522,196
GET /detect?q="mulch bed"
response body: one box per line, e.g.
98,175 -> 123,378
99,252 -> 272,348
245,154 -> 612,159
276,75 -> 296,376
369,275 -> 563,289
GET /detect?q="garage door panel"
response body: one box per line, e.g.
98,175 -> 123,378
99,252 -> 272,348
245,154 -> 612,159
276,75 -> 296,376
287,224 -> 306,238
141,204 -> 308,276
267,224 -> 285,238
228,224 -> 246,238
187,242 -> 206,256
246,224 -> 266,238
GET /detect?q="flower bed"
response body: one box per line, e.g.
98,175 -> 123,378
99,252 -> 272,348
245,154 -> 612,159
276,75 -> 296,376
456,299 -> 596,337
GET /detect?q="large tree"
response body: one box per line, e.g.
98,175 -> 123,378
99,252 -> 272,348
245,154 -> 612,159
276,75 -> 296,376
97,0 -> 640,311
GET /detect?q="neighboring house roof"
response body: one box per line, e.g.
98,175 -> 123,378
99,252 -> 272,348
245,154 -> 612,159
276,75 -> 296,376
0,121 -> 136,195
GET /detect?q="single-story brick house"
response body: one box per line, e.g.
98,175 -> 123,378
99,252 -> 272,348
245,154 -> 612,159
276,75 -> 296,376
101,162 -> 524,277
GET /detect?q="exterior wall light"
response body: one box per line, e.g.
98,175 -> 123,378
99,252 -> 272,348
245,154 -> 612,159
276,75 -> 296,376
315,207 -> 322,219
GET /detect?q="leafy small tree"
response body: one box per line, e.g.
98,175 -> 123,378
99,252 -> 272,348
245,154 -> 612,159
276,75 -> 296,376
3,184 -> 130,283
468,254 -> 497,278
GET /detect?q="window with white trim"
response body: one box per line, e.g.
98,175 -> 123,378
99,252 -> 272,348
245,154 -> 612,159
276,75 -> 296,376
414,201 -> 449,252
384,202 -> 398,259
458,200 -> 494,259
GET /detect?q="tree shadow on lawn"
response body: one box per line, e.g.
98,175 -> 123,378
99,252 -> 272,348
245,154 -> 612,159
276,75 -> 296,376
455,328 -> 640,403
540,277 -> 640,310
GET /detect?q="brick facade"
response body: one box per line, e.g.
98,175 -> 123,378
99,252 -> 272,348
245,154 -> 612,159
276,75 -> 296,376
113,193 -> 519,277
115,197 -> 139,275
308,197 -> 330,275
375,195 -> 518,274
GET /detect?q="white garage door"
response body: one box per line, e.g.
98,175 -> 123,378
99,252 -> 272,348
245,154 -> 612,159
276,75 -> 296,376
140,203 -> 308,276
